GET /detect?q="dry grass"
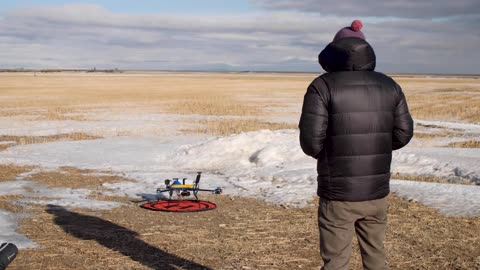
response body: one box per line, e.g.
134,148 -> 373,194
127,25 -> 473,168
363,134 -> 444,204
0,195 -> 24,213
0,143 -> 17,151
4,195 -> 478,270
38,107 -> 88,121
163,97 -> 262,116
409,97 -> 480,122
184,119 -> 298,136
0,164 -> 479,269
417,123 -> 463,131
23,167 -> 132,189
1,73 -> 478,125
392,173 -> 473,185
0,133 -> 101,147
413,132 -> 453,139
395,77 -> 480,122
446,140 -> 480,148
0,73 -> 306,120
0,164 -> 35,182
1,73 -> 479,268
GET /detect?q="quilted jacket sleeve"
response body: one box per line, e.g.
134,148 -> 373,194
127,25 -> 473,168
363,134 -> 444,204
392,83 -> 414,150
299,78 -> 329,158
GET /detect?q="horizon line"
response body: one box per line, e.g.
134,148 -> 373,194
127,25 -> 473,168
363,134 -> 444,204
1,68 -> 479,77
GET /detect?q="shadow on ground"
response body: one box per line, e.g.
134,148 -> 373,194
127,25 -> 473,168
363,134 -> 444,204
46,204 -> 211,270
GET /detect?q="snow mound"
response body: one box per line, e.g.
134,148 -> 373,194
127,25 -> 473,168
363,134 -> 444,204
392,148 -> 480,184
0,129 -> 478,213
391,180 -> 480,217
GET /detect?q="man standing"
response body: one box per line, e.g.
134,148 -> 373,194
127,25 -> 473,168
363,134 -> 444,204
299,21 -> 414,270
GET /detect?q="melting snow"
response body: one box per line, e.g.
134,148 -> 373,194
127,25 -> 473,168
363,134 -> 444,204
0,211 -> 36,249
0,129 -> 478,210
391,180 -> 480,217
0,118 -> 479,248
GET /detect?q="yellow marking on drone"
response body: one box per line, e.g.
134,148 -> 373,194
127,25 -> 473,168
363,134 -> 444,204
170,184 -> 195,189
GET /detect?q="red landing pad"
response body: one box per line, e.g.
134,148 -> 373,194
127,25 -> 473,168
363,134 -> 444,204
141,200 -> 217,212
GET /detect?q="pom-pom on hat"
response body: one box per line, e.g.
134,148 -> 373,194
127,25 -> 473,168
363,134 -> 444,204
351,20 -> 363,32
333,20 -> 366,42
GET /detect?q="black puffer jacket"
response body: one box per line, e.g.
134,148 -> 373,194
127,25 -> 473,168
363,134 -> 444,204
299,38 -> 414,201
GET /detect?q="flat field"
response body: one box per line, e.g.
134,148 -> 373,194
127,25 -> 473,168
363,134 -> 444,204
1,72 -> 479,133
0,72 -> 479,269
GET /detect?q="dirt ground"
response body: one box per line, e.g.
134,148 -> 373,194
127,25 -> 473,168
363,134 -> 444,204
0,167 -> 478,270
1,72 -> 479,269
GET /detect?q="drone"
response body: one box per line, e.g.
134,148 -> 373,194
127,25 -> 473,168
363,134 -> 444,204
140,172 -> 223,212
156,172 -> 223,200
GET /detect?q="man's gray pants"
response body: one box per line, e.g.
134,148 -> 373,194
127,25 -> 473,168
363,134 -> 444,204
319,197 -> 389,270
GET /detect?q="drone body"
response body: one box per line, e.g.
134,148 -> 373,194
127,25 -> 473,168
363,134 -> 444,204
142,172 -> 223,212
157,172 -> 223,200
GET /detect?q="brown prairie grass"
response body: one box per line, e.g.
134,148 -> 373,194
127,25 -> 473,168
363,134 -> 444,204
1,73 -> 479,269
0,133 -> 101,147
0,143 -> 16,151
0,164 -> 478,269
24,167 -> 132,189
446,140 -> 480,148
1,73 -> 479,124
0,73 -> 306,115
413,132 -> 454,139
408,94 -> 480,122
163,97 -> 263,116
183,119 -> 298,136
39,107 -> 88,121
0,164 -> 35,182
392,173 -> 473,185
6,195 -> 479,270
0,195 -> 23,213
395,77 -> 480,122
416,122 -> 462,132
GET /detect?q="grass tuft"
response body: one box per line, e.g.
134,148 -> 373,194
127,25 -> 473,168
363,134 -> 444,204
0,133 -> 101,147
446,140 -> 480,148
183,119 -> 297,136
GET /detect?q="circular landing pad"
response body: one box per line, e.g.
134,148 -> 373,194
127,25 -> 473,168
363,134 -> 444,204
141,200 -> 217,212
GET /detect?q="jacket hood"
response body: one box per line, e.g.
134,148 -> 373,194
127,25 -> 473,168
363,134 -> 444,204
319,37 -> 376,72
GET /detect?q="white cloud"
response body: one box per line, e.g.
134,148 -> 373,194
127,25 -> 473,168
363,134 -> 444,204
252,0 -> 480,18
0,3 -> 479,73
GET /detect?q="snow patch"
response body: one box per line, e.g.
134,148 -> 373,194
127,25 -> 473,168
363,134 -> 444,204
0,211 -> 37,249
391,180 -> 480,217
416,119 -> 480,132
0,129 -> 478,209
0,126 -> 479,248
0,180 -> 124,210
392,147 -> 480,184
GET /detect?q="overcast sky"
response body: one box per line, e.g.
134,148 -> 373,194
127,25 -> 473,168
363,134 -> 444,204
1,0 -> 479,74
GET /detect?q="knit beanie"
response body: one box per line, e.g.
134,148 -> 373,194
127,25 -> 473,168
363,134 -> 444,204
333,20 -> 366,42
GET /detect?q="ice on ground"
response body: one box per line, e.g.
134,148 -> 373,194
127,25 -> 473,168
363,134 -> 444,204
393,147 -> 480,184
391,180 -> 480,217
415,119 -> 480,133
0,132 -> 317,207
0,180 -> 124,210
0,129 -> 478,209
0,211 -> 37,249
0,127 -> 479,248
0,118 -> 179,137
411,119 -> 480,147
0,113 -> 264,137
0,179 -> 123,249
